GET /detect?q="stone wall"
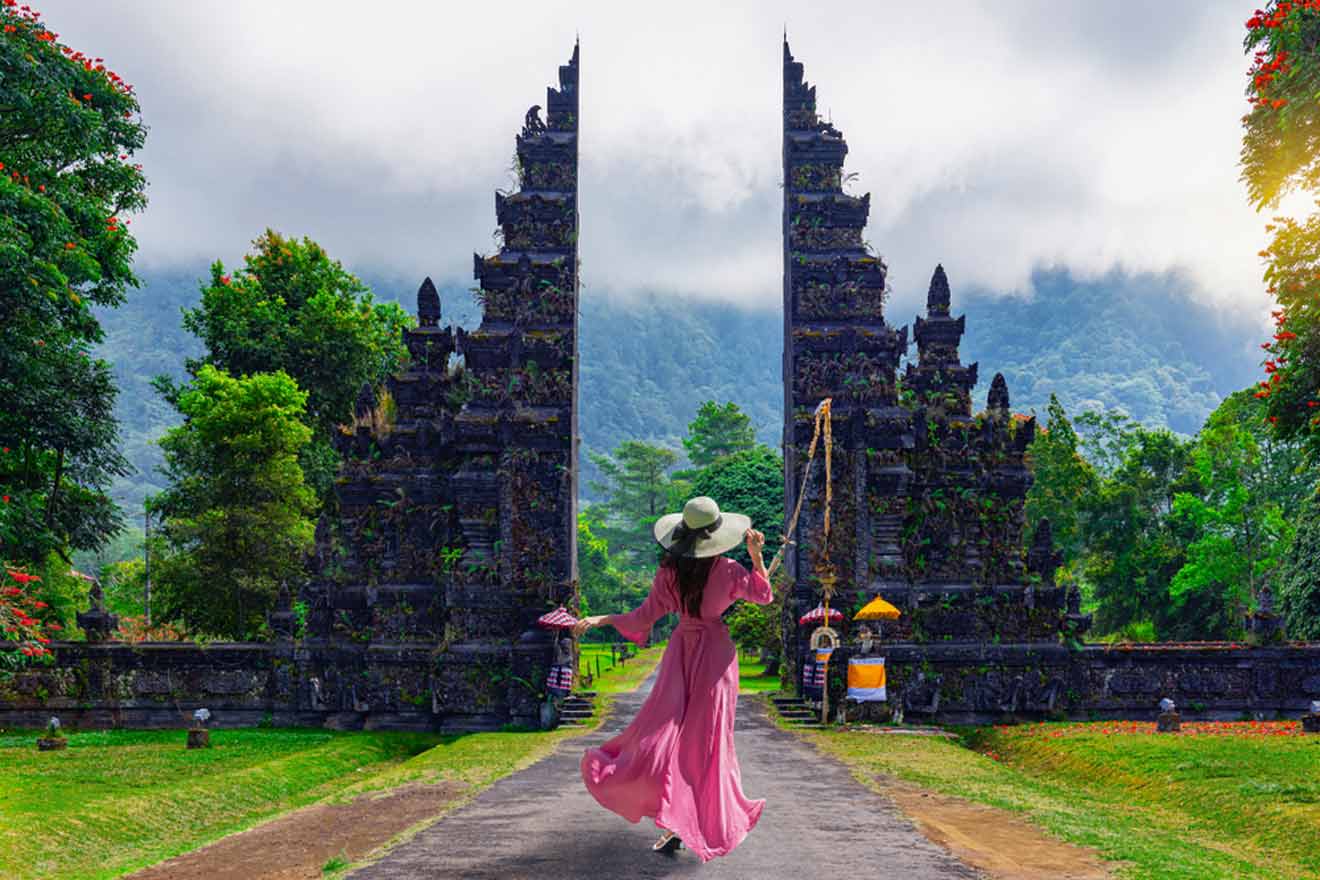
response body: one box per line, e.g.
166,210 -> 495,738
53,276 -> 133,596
812,642 -> 1320,724
0,642 -> 280,729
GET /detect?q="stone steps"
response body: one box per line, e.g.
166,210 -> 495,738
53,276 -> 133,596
557,692 -> 597,726
771,696 -> 824,729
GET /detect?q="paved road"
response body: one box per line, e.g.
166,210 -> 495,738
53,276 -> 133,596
349,673 -> 980,879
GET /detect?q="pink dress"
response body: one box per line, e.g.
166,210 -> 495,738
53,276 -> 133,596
580,555 -> 773,862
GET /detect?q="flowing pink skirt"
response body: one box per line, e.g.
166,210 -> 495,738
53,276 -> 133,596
580,618 -> 764,862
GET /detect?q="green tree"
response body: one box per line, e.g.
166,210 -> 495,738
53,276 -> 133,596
150,366 -> 316,638
587,440 -> 680,568
688,444 -> 783,569
1025,395 -> 1097,564
100,556 -> 146,619
725,589 -> 783,672
1241,3 -> 1320,210
1243,4 -> 1320,461
1164,389 -> 1313,639
1,4 -> 147,565
169,231 -> 411,498
1079,425 -> 1199,638
1169,398 -> 1297,637
1073,409 -> 1138,479
682,401 -> 757,468
577,508 -> 648,632
1277,488 -> 1320,639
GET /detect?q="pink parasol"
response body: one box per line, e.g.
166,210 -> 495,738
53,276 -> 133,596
537,606 -> 579,629
798,603 -> 844,625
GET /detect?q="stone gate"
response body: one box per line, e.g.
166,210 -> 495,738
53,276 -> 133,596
3,40 -> 1320,731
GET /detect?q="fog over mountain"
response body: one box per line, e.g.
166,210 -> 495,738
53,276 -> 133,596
43,0 -> 1273,325
98,263 -> 1262,514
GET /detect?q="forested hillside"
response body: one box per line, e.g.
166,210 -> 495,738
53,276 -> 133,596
96,265 -> 1263,515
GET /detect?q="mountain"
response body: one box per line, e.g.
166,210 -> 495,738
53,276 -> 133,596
957,267 -> 1259,435
94,265 -> 1263,516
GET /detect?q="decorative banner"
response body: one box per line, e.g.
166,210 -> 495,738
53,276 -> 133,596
546,664 -> 574,696
847,656 -> 886,702
801,659 -> 822,698
802,645 -> 834,699
812,646 -> 833,689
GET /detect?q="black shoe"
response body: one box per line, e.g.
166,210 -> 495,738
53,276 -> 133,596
652,831 -> 683,853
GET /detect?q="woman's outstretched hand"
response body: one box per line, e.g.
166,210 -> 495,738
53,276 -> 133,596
572,614 -> 608,638
745,528 -> 766,565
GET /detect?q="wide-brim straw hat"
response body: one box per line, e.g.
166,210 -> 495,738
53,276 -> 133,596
653,496 -> 751,559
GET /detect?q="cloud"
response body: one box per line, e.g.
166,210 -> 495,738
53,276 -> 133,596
40,0 -> 1272,325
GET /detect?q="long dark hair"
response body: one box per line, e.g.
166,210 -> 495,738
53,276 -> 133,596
660,552 -> 717,618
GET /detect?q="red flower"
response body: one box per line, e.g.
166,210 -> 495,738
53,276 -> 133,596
1269,416 -> 1279,424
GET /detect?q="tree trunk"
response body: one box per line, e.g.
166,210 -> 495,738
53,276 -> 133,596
44,446 -> 65,528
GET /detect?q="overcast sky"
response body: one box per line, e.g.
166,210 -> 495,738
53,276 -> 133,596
40,0 -> 1278,324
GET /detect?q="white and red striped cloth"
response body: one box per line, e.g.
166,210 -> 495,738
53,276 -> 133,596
537,606 -> 579,629
546,664 -> 574,695
797,603 -> 843,625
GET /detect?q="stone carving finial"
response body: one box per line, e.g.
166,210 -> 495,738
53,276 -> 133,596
417,277 -> 441,327
522,104 -> 546,137
927,264 -> 951,316
77,578 -> 118,642
1026,518 -> 1063,587
1246,577 -> 1283,643
987,373 -> 1010,417
1258,580 -> 1275,615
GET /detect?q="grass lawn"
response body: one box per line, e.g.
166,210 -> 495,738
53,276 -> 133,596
586,641 -> 666,695
3,640 -> 668,880
5,644 -> 667,880
784,714 -> 1320,880
6,723 -> 615,880
2,727 -> 442,880
738,654 -> 782,694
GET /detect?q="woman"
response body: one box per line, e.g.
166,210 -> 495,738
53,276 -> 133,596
573,495 -> 773,862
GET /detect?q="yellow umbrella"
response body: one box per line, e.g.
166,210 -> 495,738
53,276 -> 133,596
854,595 -> 901,621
